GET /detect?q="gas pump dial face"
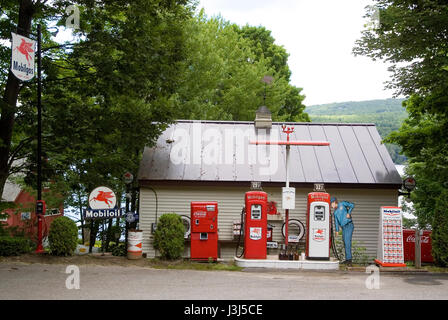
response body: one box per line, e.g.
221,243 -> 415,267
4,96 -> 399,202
251,204 -> 262,220
314,206 -> 325,221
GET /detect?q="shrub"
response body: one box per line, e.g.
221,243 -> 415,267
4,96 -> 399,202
0,236 -> 32,256
110,242 -> 126,256
0,223 -> 8,237
153,213 -> 184,260
432,191 -> 448,267
334,236 -> 370,265
48,216 -> 78,256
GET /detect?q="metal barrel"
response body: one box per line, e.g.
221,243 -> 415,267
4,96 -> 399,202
127,230 -> 143,260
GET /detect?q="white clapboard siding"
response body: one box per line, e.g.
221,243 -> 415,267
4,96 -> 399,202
139,186 -> 397,260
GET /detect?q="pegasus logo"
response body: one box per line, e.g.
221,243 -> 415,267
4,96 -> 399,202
89,191 -> 115,208
14,38 -> 34,66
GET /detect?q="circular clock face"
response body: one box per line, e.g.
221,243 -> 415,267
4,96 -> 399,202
403,177 -> 416,191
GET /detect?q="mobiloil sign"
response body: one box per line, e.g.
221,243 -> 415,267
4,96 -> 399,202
11,33 -> 36,81
83,186 -> 124,220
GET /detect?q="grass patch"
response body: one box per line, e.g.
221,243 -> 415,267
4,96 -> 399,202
405,261 -> 448,272
422,265 -> 448,273
146,258 -> 243,271
0,253 -> 243,271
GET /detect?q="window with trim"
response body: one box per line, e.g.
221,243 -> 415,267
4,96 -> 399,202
21,212 -> 31,220
45,208 -> 61,216
0,213 -> 8,222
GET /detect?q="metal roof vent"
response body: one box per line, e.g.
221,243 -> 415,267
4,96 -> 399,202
254,105 -> 272,129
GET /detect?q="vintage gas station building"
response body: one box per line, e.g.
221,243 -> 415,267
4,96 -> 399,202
137,118 -> 402,260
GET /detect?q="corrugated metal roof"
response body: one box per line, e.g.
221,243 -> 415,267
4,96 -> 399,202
137,120 -> 402,186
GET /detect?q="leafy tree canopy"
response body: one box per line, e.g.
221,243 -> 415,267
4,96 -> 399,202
355,0 -> 448,241
0,0 -> 195,201
174,11 -> 309,122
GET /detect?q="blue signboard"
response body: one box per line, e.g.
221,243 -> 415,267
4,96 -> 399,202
83,208 -> 124,220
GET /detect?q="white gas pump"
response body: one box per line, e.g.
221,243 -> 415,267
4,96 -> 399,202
305,192 -> 331,260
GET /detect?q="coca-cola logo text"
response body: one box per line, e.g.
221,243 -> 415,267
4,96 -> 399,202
406,235 -> 430,244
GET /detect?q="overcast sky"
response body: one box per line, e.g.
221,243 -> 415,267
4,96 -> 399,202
197,0 -> 397,106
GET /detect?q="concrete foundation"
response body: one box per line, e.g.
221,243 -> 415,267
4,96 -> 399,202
234,255 -> 340,270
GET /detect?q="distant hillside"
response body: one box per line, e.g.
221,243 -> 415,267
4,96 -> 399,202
306,98 -> 408,164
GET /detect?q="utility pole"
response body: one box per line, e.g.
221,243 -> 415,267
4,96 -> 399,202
283,125 -> 293,246
124,172 -> 133,249
415,228 -> 422,269
250,126 -> 330,248
35,24 -> 44,253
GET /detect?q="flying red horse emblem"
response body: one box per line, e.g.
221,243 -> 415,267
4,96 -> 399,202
14,38 -> 34,65
89,191 -> 115,208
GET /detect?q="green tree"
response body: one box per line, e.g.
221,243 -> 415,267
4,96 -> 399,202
235,24 -> 309,122
353,0 -> 448,98
387,97 -> 448,227
234,25 -> 291,81
432,190 -> 448,266
174,12 -> 309,122
0,0 -> 194,221
354,0 -> 448,265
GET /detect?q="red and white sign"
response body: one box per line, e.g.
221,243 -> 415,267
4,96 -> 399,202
249,227 -> 262,240
123,172 -> 133,184
88,186 -> 117,209
402,229 -> 434,263
375,206 -> 406,267
313,228 -> 326,242
193,211 -> 207,218
11,32 -> 35,81
405,234 -> 430,244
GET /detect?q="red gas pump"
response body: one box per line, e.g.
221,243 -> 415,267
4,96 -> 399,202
244,191 -> 268,259
305,192 -> 331,260
190,201 -> 218,261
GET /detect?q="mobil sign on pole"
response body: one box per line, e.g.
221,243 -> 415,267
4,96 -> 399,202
83,186 -> 124,220
11,32 -> 36,81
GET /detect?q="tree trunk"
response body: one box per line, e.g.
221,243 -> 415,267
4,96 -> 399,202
0,0 -> 35,197
77,190 -> 85,244
89,220 -> 99,254
105,218 -> 113,251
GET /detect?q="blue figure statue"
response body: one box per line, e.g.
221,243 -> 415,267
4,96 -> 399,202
331,197 -> 355,266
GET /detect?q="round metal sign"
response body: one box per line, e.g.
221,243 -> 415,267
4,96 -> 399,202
125,212 -> 135,223
123,172 -> 133,184
88,186 -> 117,210
403,177 -> 416,192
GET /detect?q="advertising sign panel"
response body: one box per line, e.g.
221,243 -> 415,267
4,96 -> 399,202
11,32 -> 35,81
84,186 -> 123,220
375,206 -> 406,267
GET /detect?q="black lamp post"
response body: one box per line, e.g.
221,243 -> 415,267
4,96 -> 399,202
35,23 -> 45,253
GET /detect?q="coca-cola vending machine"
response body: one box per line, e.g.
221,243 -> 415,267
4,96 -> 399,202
190,201 -> 218,261
403,229 -> 433,263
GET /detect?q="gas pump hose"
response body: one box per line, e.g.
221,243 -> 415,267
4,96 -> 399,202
235,207 -> 245,258
330,214 -> 341,261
